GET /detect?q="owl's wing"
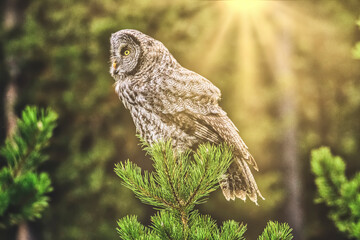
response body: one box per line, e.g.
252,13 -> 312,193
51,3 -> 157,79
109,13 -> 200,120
182,112 -> 259,171
155,68 -> 223,116
157,68 -> 258,171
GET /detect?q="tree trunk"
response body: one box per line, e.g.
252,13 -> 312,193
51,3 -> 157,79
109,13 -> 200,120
275,13 -> 303,240
3,0 -> 33,239
4,79 -> 17,137
16,222 -> 33,240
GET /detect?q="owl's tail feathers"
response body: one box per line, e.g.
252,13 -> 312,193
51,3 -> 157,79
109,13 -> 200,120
219,158 -> 265,205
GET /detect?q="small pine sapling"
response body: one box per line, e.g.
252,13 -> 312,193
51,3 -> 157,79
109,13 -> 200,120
115,140 -> 293,239
311,147 -> 360,239
0,106 -> 57,228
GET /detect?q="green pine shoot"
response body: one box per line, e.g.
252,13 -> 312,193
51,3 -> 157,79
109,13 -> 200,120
0,106 -> 57,228
311,147 -> 360,239
258,221 -> 293,240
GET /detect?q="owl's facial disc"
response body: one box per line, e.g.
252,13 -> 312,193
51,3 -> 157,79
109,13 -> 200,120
110,33 -> 141,78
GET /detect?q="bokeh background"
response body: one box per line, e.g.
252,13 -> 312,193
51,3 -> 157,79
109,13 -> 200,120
1,0 -> 359,239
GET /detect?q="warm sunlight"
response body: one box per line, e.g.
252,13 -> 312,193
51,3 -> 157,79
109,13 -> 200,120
225,0 -> 268,15
2,0 -> 359,239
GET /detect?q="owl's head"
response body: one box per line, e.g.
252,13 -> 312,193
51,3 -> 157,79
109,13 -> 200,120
110,29 -> 168,80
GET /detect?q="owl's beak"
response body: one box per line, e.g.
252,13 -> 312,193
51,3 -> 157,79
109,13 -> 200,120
111,61 -> 119,76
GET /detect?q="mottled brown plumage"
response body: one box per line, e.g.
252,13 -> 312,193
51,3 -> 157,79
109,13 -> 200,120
109,29 -> 264,204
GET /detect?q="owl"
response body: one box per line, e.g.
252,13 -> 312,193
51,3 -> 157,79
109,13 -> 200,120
110,29 -> 264,204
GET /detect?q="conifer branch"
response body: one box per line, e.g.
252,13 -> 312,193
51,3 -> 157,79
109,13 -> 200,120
0,106 -> 57,228
115,161 -> 177,210
160,148 -> 191,236
258,221 -> 293,240
160,148 -> 181,207
115,140 -> 294,239
185,153 -> 209,207
311,147 -> 360,239
12,130 -> 39,178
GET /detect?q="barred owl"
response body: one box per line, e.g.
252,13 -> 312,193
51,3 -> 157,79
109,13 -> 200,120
109,29 -> 264,204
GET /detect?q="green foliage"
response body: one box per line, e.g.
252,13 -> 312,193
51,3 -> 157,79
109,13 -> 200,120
258,221 -> 293,240
116,141 -> 293,239
353,17 -> 360,59
353,42 -> 360,59
116,141 -> 232,212
0,106 -> 57,228
2,0 -> 359,238
311,147 -> 360,239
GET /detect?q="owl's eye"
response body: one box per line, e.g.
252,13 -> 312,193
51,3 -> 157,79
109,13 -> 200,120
121,48 -> 131,56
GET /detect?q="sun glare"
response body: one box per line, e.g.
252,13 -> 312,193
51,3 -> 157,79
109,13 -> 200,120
225,0 -> 268,15
203,1 -> 317,111
203,0 -> 293,125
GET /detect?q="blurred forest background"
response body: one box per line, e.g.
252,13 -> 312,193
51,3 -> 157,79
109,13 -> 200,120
0,0 -> 359,239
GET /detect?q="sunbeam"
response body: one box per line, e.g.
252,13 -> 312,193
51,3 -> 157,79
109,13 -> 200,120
237,12 -> 259,110
225,0 -> 268,15
200,7 -> 235,71
250,4 -> 278,77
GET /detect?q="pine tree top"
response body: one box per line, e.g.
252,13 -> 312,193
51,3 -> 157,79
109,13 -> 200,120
115,140 -> 293,239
